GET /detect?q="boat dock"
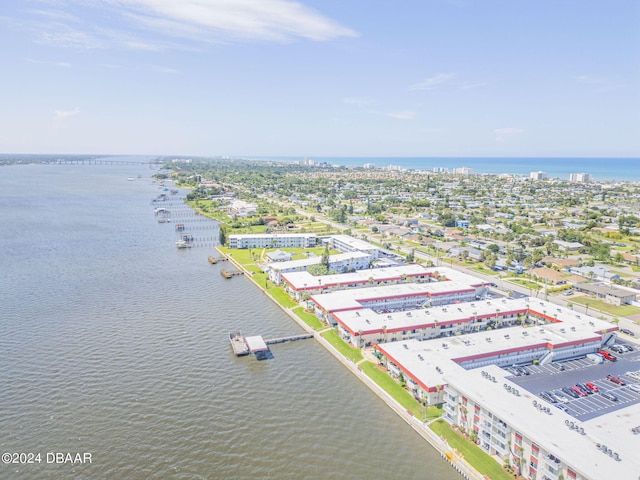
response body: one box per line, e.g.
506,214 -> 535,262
230,332 -> 314,359
221,269 -> 243,279
208,255 -> 229,264
229,331 -> 250,356
264,333 -> 314,345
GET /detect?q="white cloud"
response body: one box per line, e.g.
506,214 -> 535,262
387,111 -> 416,120
94,0 -> 358,45
409,73 -> 455,91
53,107 -> 80,128
494,127 -> 524,143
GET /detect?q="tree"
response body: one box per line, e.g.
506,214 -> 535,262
218,225 -> 227,246
321,245 -> 330,269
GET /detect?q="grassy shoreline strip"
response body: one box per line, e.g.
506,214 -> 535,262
320,329 -> 363,363
292,307 -> 324,331
360,361 -> 442,421
430,419 -> 514,480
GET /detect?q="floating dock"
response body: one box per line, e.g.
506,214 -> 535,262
229,331 -> 250,356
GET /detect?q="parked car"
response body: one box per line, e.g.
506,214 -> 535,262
576,383 -> 592,395
620,328 -> 635,336
610,345 -> 626,354
552,363 -> 566,371
562,387 -> 579,398
569,385 -> 588,397
555,404 -> 569,412
563,290 -> 574,296
606,375 -> 626,385
600,390 -> 618,401
625,371 -> 640,381
554,392 -> 569,404
539,391 -> 556,403
585,382 -> 599,393
628,384 -> 640,394
598,350 -> 617,362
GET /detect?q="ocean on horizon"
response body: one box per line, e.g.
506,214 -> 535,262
247,156 -> 640,182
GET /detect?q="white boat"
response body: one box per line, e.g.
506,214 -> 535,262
176,240 -> 192,249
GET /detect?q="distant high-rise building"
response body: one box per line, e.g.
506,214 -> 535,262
363,163 -> 376,169
569,173 -> 591,182
454,166 -> 473,175
530,171 -> 548,180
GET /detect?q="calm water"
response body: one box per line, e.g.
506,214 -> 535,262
0,162 -> 457,479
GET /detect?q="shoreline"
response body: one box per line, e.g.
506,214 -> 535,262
219,246 -> 484,480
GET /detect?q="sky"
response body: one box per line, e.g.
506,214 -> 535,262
1,0 -> 639,157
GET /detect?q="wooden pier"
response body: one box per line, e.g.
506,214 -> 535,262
208,255 -> 229,264
264,333 -> 314,345
229,332 -> 314,358
221,269 -> 243,279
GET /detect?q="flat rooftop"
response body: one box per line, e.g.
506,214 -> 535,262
231,233 -> 316,239
376,298 -> 612,387
335,296 -> 610,336
308,267 -> 487,312
269,251 -> 371,272
282,264 -> 433,290
330,234 -> 379,251
445,365 -> 640,480
245,335 -> 269,352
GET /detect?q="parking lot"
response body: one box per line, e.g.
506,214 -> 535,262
507,342 -> 640,421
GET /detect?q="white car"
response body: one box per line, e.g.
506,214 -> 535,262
554,392 -> 570,404
625,371 -> 640,381
629,384 -> 640,394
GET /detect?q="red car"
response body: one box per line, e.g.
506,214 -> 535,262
598,350 -> 617,362
585,382 -> 599,393
606,375 -> 625,385
569,385 -> 588,397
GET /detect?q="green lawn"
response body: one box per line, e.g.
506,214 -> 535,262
430,420 -> 514,480
360,362 -> 442,421
266,287 -> 298,309
472,266 -> 500,276
321,329 -> 363,363
570,297 -> 640,317
293,307 -> 324,331
509,278 -> 542,290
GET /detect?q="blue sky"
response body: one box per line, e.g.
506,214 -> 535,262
1,0 -> 638,157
